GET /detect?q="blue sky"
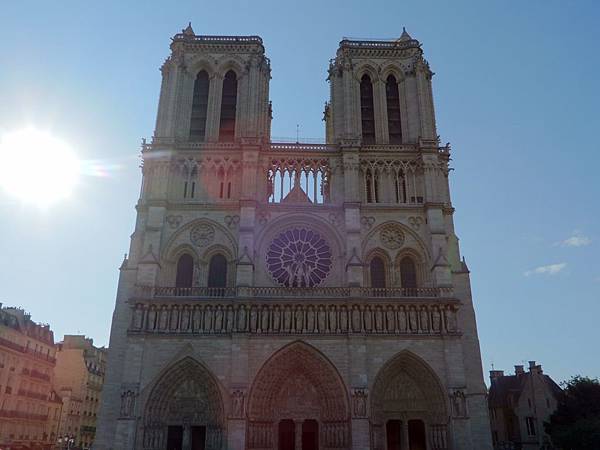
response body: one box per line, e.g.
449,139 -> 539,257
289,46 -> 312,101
0,0 -> 598,384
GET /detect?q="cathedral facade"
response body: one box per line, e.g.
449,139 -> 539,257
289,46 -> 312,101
95,25 -> 493,450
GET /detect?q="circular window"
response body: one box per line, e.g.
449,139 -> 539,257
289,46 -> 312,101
266,228 -> 332,287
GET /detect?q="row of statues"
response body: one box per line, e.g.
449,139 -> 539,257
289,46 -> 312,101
130,302 -> 459,335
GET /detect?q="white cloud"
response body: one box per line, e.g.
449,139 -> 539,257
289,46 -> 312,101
559,231 -> 592,248
524,263 -> 567,277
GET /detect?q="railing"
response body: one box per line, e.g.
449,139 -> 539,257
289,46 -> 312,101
0,337 -> 56,364
0,409 -> 48,421
18,389 -> 48,401
144,286 -> 452,299
269,142 -> 336,152
128,298 -> 459,337
340,38 -> 420,49
173,34 -> 263,44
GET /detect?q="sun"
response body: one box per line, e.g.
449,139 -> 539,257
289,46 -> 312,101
0,127 -> 80,207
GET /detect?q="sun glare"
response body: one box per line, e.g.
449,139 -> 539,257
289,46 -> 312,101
0,127 -> 80,207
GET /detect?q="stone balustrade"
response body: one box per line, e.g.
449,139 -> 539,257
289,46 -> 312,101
127,294 -> 460,337
139,286 -> 453,300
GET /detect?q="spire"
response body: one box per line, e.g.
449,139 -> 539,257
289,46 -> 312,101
399,27 -> 412,42
183,22 -> 195,37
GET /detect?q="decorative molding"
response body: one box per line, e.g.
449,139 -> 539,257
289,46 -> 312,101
190,223 -> 215,247
360,216 -> 375,231
223,215 -> 240,229
380,224 -> 405,249
166,215 -> 183,229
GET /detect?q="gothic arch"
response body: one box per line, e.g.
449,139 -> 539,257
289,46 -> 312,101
380,63 -> 406,83
370,350 -> 448,450
215,57 -> 245,79
363,220 -> 431,261
394,248 -> 427,288
188,55 -> 219,78
200,244 -> 237,288
354,62 -> 380,82
139,356 -> 225,450
162,218 -> 238,261
364,248 -> 392,288
246,341 -> 350,449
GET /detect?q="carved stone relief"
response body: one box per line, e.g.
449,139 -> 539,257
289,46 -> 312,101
379,224 -> 405,249
190,223 -> 215,247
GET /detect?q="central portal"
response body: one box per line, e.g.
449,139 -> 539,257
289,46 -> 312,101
277,420 -> 319,450
246,342 -> 351,449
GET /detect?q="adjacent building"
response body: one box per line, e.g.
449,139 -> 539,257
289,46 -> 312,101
0,305 -> 59,449
488,361 -> 562,449
95,25 -> 494,450
54,335 -> 107,449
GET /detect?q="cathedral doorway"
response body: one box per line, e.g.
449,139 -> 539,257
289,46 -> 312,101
385,419 -> 427,450
140,357 -> 224,450
278,420 -> 295,450
371,352 -> 448,450
246,342 -> 350,450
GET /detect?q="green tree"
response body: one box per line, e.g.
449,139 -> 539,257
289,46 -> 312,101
545,376 -> 600,450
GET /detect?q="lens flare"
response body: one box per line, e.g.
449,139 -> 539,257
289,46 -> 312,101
0,127 -> 80,207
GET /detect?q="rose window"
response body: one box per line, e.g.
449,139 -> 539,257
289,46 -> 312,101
266,228 -> 332,287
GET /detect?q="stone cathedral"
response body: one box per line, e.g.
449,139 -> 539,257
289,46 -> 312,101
95,24 -> 493,450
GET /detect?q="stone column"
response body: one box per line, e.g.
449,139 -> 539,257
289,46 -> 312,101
206,73 -> 224,142
295,420 -> 303,450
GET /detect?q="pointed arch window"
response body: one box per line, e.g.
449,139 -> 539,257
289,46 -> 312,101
399,256 -> 418,289
360,74 -> 375,144
207,254 -> 227,294
175,254 -> 194,288
386,74 -> 402,144
219,70 -> 237,142
190,70 -> 209,141
370,256 -> 387,290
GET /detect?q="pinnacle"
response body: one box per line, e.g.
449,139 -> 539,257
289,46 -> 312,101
183,22 -> 195,36
399,27 -> 412,41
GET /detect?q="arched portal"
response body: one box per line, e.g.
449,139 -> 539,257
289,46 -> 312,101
371,352 -> 448,450
141,357 -> 225,450
246,342 -> 350,450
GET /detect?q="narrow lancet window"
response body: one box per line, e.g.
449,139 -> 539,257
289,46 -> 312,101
207,254 -> 227,293
219,70 -> 237,142
190,70 -> 209,141
175,254 -> 194,288
360,74 -> 375,144
400,256 -> 418,289
370,257 -> 386,289
386,74 -> 403,143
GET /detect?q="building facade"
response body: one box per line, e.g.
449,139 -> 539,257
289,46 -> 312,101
54,335 -> 107,449
0,305 -> 59,449
488,362 -> 561,450
95,25 -> 493,450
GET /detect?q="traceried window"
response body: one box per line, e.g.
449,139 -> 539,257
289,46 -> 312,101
189,70 -> 209,141
266,228 -> 332,287
360,74 -> 375,144
219,70 -> 237,142
364,168 -> 379,203
175,254 -> 194,288
399,256 -> 418,289
370,256 -> 386,289
207,254 -> 227,289
386,74 -> 402,144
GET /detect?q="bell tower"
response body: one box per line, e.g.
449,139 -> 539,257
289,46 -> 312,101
154,23 -> 271,143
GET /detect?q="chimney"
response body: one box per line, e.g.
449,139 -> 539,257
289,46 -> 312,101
528,361 -> 543,374
490,370 -> 504,383
515,365 -> 525,376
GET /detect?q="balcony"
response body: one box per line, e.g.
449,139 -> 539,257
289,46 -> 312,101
129,286 -> 459,337
0,409 -> 48,421
139,285 -> 453,300
18,389 -> 48,401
